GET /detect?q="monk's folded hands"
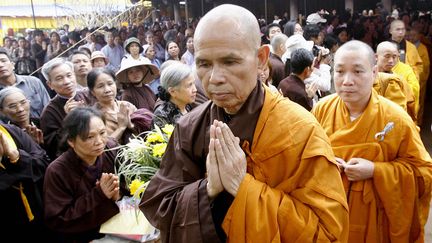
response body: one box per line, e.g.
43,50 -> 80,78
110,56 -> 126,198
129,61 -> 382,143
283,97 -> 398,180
206,135 -> 224,199
214,121 -> 246,197
343,158 -> 375,181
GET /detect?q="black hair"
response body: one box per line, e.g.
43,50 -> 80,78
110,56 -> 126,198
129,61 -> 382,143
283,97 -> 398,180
59,107 -> 105,152
33,29 -> 43,37
323,35 -> 338,50
265,23 -> 281,38
283,20 -> 297,37
68,31 -> 81,42
0,48 -> 12,60
157,86 -> 171,101
87,68 -> 116,91
303,24 -> 320,41
165,40 -> 178,51
68,50 -> 90,61
50,31 -> 60,39
334,26 -> 348,37
290,48 -> 314,74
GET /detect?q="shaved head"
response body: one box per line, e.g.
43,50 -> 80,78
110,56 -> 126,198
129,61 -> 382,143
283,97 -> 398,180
390,20 -> 405,31
336,40 -> 375,67
376,41 -> 398,55
194,4 -> 261,51
389,20 -> 406,43
376,41 -> 399,72
193,4 -> 269,114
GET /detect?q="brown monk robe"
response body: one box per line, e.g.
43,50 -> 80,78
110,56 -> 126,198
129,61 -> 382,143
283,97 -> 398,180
121,85 -> 156,111
141,4 -> 348,243
141,83 -> 349,242
373,72 -> 417,122
313,40 -> 432,243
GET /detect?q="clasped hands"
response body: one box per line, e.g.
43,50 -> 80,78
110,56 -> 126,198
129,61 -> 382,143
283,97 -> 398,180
97,173 -> 121,201
206,120 -> 247,199
335,157 -> 374,181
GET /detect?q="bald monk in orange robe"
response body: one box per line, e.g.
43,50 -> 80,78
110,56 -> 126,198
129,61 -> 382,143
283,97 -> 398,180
141,4 -> 349,243
313,40 -> 432,243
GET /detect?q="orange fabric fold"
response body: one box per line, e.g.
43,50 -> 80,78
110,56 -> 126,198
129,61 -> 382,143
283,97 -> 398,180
222,86 -> 349,242
374,72 -> 417,122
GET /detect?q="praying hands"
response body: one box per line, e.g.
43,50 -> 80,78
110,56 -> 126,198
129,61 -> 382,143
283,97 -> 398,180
206,120 -> 247,198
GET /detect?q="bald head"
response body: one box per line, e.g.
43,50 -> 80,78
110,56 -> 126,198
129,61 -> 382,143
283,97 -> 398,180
194,4 -> 261,51
390,20 -> 405,31
376,41 -> 398,55
376,41 -> 399,72
193,4 -> 270,115
271,33 -> 288,57
389,20 -> 406,43
336,40 -> 375,67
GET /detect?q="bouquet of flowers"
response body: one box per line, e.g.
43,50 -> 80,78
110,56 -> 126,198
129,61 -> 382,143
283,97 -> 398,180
115,124 -> 174,199
100,125 -> 174,240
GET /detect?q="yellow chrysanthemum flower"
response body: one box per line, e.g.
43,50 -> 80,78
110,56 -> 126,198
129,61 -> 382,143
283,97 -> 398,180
152,143 -> 167,157
129,179 -> 145,198
162,124 -> 174,137
146,132 -> 164,144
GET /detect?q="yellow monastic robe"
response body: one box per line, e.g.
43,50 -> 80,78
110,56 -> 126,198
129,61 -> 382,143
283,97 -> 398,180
415,41 -> 430,125
222,87 -> 349,242
374,72 -> 416,121
416,42 -> 431,84
405,40 -> 424,81
392,61 -> 420,112
312,90 -> 432,243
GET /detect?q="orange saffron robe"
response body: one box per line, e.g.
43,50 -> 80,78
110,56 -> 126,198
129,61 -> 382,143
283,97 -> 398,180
392,61 -> 420,112
374,72 -> 416,122
222,88 -> 349,242
312,90 -> 432,243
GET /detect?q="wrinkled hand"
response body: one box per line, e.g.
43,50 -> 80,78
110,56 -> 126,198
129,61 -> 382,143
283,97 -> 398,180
339,157 -> 375,181
0,133 -> 19,162
25,124 -> 44,144
97,173 -> 121,201
64,97 -> 85,113
213,120 -> 246,196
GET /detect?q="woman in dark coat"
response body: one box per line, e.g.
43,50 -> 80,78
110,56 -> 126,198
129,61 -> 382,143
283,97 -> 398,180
43,107 -> 127,242
0,121 -> 51,242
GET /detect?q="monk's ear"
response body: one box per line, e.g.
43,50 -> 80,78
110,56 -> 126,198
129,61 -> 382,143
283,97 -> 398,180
257,45 -> 270,71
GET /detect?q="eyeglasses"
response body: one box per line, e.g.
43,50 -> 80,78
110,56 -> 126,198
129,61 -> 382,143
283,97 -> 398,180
5,99 -> 29,110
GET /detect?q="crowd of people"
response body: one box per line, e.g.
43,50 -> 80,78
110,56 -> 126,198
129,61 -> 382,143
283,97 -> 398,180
1,1 -> 432,242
